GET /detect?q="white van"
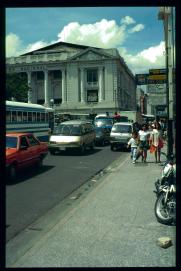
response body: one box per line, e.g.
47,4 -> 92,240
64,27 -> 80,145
110,122 -> 133,151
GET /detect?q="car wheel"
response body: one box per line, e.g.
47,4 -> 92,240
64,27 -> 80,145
37,157 -> 43,168
90,141 -> 95,150
49,150 -> 56,155
111,145 -> 115,151
80,144 -> 86,154
8,164 -> 16,181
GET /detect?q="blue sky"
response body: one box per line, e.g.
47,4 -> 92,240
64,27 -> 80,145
6,7 -> 166,74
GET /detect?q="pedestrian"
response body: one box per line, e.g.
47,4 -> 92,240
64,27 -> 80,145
137,123 -> 150,162
127,131 -> 139,164
149,122 -> 164,163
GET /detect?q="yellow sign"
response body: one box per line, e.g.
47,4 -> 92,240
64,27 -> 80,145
148,74 -> 166,80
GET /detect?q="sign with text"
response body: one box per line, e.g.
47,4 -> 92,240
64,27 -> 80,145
149,69 -> 166,75
135,74 -> 148,85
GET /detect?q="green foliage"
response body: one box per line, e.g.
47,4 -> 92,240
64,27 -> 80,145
6,73 -> 29,102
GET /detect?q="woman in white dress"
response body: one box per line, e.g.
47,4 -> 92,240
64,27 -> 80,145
149,122 -> 163,163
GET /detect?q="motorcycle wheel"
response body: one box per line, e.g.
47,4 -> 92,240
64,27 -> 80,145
154,192 -> 175,225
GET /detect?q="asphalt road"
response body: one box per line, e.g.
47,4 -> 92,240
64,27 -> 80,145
6,145 -> 127,242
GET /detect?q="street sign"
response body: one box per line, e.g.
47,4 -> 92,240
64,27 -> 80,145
149,69 -> 166,75
135,74 -> 148,85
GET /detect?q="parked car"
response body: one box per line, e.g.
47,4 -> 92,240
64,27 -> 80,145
110,122 -> 133,151
94,117 -> 114,132
95,127 -> 110,146
6,132 -> 48,181
48,120 -> 96,155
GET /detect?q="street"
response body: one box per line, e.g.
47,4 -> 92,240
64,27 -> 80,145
6,145 -> 126,242
6,148 -> 176,267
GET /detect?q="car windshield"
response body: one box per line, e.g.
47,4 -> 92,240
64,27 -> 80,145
6,136 -> 18,148
53,124 -> 82,136
94,118 -> 113,126
112,125 -> 132,133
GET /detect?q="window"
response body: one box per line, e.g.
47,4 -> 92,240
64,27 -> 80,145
37,72 -> 44,80
6,136 -> 17,148
27,135 -> 39,146
28,112 -> 32,122
23,112 -> 28,122
37,112 -> 40,122
32,112 -> 36,122
41,113 -> 45,122
53,70 -> 61,79
87,69 -> 98,83
12,111 -> 17,122
20,136 -> 29,148
6,111 -> 11,122
112,125 -> 132,133
17,111 -> 23,122
87,89 -> 98,102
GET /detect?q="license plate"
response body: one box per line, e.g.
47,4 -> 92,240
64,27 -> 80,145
59,147 -> 66,151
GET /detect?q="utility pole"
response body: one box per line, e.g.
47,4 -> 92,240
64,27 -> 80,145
158,7 -> 175,156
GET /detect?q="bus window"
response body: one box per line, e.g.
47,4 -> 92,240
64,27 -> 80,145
17,111 -> 23,122
28,112 -> 32,122
23,112 -> 28,122
32,112 -> 36,122
37,112 -> 40,122
41,112 -> 45,122
12,111 -> 17,122
6,111 -> 11,122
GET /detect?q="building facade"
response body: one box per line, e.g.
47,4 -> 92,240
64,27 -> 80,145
146,83 -> 167,117
6,42 -> 136,114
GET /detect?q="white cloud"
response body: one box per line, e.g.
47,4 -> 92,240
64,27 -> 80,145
57,19 -> 127,48
6,33 -> 49,57
118,41 -> 165,74
121,16 -> 135,25
128,24 -> 144,33
6,33 -> 23,57
6,18 -> 165,75
25,40 -> 49,54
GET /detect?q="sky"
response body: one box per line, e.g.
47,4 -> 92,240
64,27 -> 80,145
5,7 -> 166,75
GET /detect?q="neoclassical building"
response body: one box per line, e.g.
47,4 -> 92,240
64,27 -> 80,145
6,41 -> 136,114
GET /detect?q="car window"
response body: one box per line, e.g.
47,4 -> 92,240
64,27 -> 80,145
6,136 -> 17,148
27,135 -> 39,146
112,125 -> 132,133
54,124 -> 82,136
94,118 -> 113,126
20,136 -> 29,148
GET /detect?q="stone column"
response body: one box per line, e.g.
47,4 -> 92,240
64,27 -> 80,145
27,71 -> 32,103
98,66 -> 104,102
61,69 -> 66,103
80,68 -> 85,103
44,70 -> 49,107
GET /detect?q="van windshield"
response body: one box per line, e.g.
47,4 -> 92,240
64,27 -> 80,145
112,125 -> 132,133
53,124 -> 82,136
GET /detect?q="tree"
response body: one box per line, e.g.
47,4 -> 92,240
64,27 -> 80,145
6,73 -> 29,102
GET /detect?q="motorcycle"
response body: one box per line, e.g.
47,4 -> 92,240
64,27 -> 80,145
154,153 -> 176,225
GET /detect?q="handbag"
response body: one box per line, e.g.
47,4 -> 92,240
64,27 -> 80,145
150,144 -> 156,153
158,138 -> 164,148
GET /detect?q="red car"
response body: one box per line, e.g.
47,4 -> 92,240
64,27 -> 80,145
6,132 -> 48,181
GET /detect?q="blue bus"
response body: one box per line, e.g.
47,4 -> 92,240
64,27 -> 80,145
6,101 -> 54,142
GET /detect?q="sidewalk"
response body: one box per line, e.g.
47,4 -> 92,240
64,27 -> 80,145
6,147 -> 176,267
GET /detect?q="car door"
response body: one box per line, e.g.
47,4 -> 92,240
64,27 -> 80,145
18,135 -> 32,168
26,134 -> 41,163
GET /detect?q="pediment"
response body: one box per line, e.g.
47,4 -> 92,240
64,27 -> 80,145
68,48 -> 113,61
